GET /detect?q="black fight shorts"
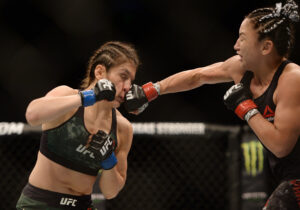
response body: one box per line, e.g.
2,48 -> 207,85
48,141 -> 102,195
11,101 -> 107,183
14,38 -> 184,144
16,183 -> 97,210
263,179 -> 300,210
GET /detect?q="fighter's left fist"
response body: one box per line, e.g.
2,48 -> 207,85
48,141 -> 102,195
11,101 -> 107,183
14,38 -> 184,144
224,83 -> 259,122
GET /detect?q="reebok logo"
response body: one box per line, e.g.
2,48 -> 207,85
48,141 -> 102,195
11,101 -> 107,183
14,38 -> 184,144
60,197 -> 77,206
263,105 -> 274,122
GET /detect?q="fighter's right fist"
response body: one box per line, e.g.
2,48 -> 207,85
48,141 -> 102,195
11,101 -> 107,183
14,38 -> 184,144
79,79 -> 116,107
124,82 -> 160,114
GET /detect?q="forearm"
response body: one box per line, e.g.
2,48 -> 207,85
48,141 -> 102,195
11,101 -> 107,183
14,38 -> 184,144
159,62 -> 224,95
99,167 -> 126,199
26,94 -> 82,126
248,114 -> 295,158
159,69 -> 202,95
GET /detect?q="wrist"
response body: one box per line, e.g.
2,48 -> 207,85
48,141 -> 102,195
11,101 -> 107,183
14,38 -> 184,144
234,99 -> 258,120
142,82 -> 159,102
153,82 -> 161,95
101,152 -> 117,170
244,108 -> 259,122
79,90 -> 96,107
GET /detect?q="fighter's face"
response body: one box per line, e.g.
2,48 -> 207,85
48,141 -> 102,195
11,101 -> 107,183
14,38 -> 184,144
234,18 -> 263,70
106,61 -> 137,108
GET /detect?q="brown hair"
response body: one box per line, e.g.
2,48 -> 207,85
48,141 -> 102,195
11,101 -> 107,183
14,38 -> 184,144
80,41 -> 140,89
246,0 -> 299,57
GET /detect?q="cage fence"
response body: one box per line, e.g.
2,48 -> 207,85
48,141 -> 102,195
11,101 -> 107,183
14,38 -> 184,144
0,122 -> 268,210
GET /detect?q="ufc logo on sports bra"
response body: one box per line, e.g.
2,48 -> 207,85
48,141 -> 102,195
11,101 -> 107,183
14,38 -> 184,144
76,145 -> 96,159
60,197 -> 77,206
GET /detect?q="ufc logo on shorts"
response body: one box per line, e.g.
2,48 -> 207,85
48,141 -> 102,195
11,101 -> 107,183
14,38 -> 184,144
60,197 -> 77,206
100,137 -> 113,156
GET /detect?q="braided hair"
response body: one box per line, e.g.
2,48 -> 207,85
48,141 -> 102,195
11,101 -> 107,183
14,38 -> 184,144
246,0 -> 299,57
80,41 -> 140,89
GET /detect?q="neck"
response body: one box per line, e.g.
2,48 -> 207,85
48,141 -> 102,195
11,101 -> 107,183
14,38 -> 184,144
86,101 -> 112,122
252,56 -> 285,86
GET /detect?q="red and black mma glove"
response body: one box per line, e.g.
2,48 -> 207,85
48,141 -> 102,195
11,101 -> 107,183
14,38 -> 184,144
79,79 -> 116,107
223,83 -> 259,122
124,82 -> 160,114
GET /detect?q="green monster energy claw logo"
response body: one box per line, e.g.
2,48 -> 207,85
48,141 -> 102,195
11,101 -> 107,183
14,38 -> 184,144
241,140 -> 264,177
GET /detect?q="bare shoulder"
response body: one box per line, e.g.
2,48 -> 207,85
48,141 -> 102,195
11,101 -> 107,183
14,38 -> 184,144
279,62 -> 300,85
45,85 -> 78,97
115,110 -> 133,147
224,55 -> 246,83
277,62 -> 300,98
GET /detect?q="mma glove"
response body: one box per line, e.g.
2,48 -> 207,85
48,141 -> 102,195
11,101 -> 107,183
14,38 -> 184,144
223,83 -> 259,122
88,130 -> 117,170
124,82 -> 160,114
79,79 -> 116,107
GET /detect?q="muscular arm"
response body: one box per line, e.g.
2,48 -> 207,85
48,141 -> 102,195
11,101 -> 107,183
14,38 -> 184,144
99,112 -> 133,199
25,86 -> 82,126
159,55 -> 244,95
248,67 -> 300,158
124,55 -> 245,114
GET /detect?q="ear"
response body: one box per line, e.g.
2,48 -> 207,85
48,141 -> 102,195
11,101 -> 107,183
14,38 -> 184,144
94,64 -> 107,80
261,39 -> 273,55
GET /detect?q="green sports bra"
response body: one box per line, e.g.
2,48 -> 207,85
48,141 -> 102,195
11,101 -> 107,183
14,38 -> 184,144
39,107 -> 118,176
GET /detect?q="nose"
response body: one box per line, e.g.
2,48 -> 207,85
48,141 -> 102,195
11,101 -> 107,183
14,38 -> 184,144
123,80 -> 131,92
233,39 -> 240,51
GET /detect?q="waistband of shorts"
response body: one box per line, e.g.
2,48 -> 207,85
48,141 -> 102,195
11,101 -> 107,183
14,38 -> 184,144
22,183 -> 92,209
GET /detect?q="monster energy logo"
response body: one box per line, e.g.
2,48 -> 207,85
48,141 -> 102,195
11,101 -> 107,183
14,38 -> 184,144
241,140 -> 264,177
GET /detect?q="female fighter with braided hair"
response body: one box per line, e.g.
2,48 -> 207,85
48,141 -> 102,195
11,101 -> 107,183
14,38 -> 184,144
125,1 -> 300,209
16,41 -> 139,209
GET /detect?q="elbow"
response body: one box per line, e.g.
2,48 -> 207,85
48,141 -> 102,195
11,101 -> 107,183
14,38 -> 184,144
102,191 -> 119,200
274,150 -> 290,159
190,69 -> 205,87
100,178 -> 126,200
25,107 -> 40,126
272,146 -> 293,158
184,70 -> 201,89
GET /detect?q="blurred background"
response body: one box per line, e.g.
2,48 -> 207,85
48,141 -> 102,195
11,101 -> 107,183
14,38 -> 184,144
2,0 -> 299,125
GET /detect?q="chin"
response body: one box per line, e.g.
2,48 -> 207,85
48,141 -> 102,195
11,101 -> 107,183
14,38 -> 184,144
112,101 -> 121,108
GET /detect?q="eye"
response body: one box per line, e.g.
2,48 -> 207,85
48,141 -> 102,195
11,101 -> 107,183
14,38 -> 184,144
240,35 -> 246,42
120,73 -> 128,80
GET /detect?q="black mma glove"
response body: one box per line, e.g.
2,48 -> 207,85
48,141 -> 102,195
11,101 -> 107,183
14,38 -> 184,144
124,82 -> 160,114
79,79 -> 116,107
87,130 -> 117,170
223,83 -> 259,122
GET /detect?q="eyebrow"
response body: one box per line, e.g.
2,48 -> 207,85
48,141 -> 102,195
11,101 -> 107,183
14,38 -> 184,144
122,69 -> 135,81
